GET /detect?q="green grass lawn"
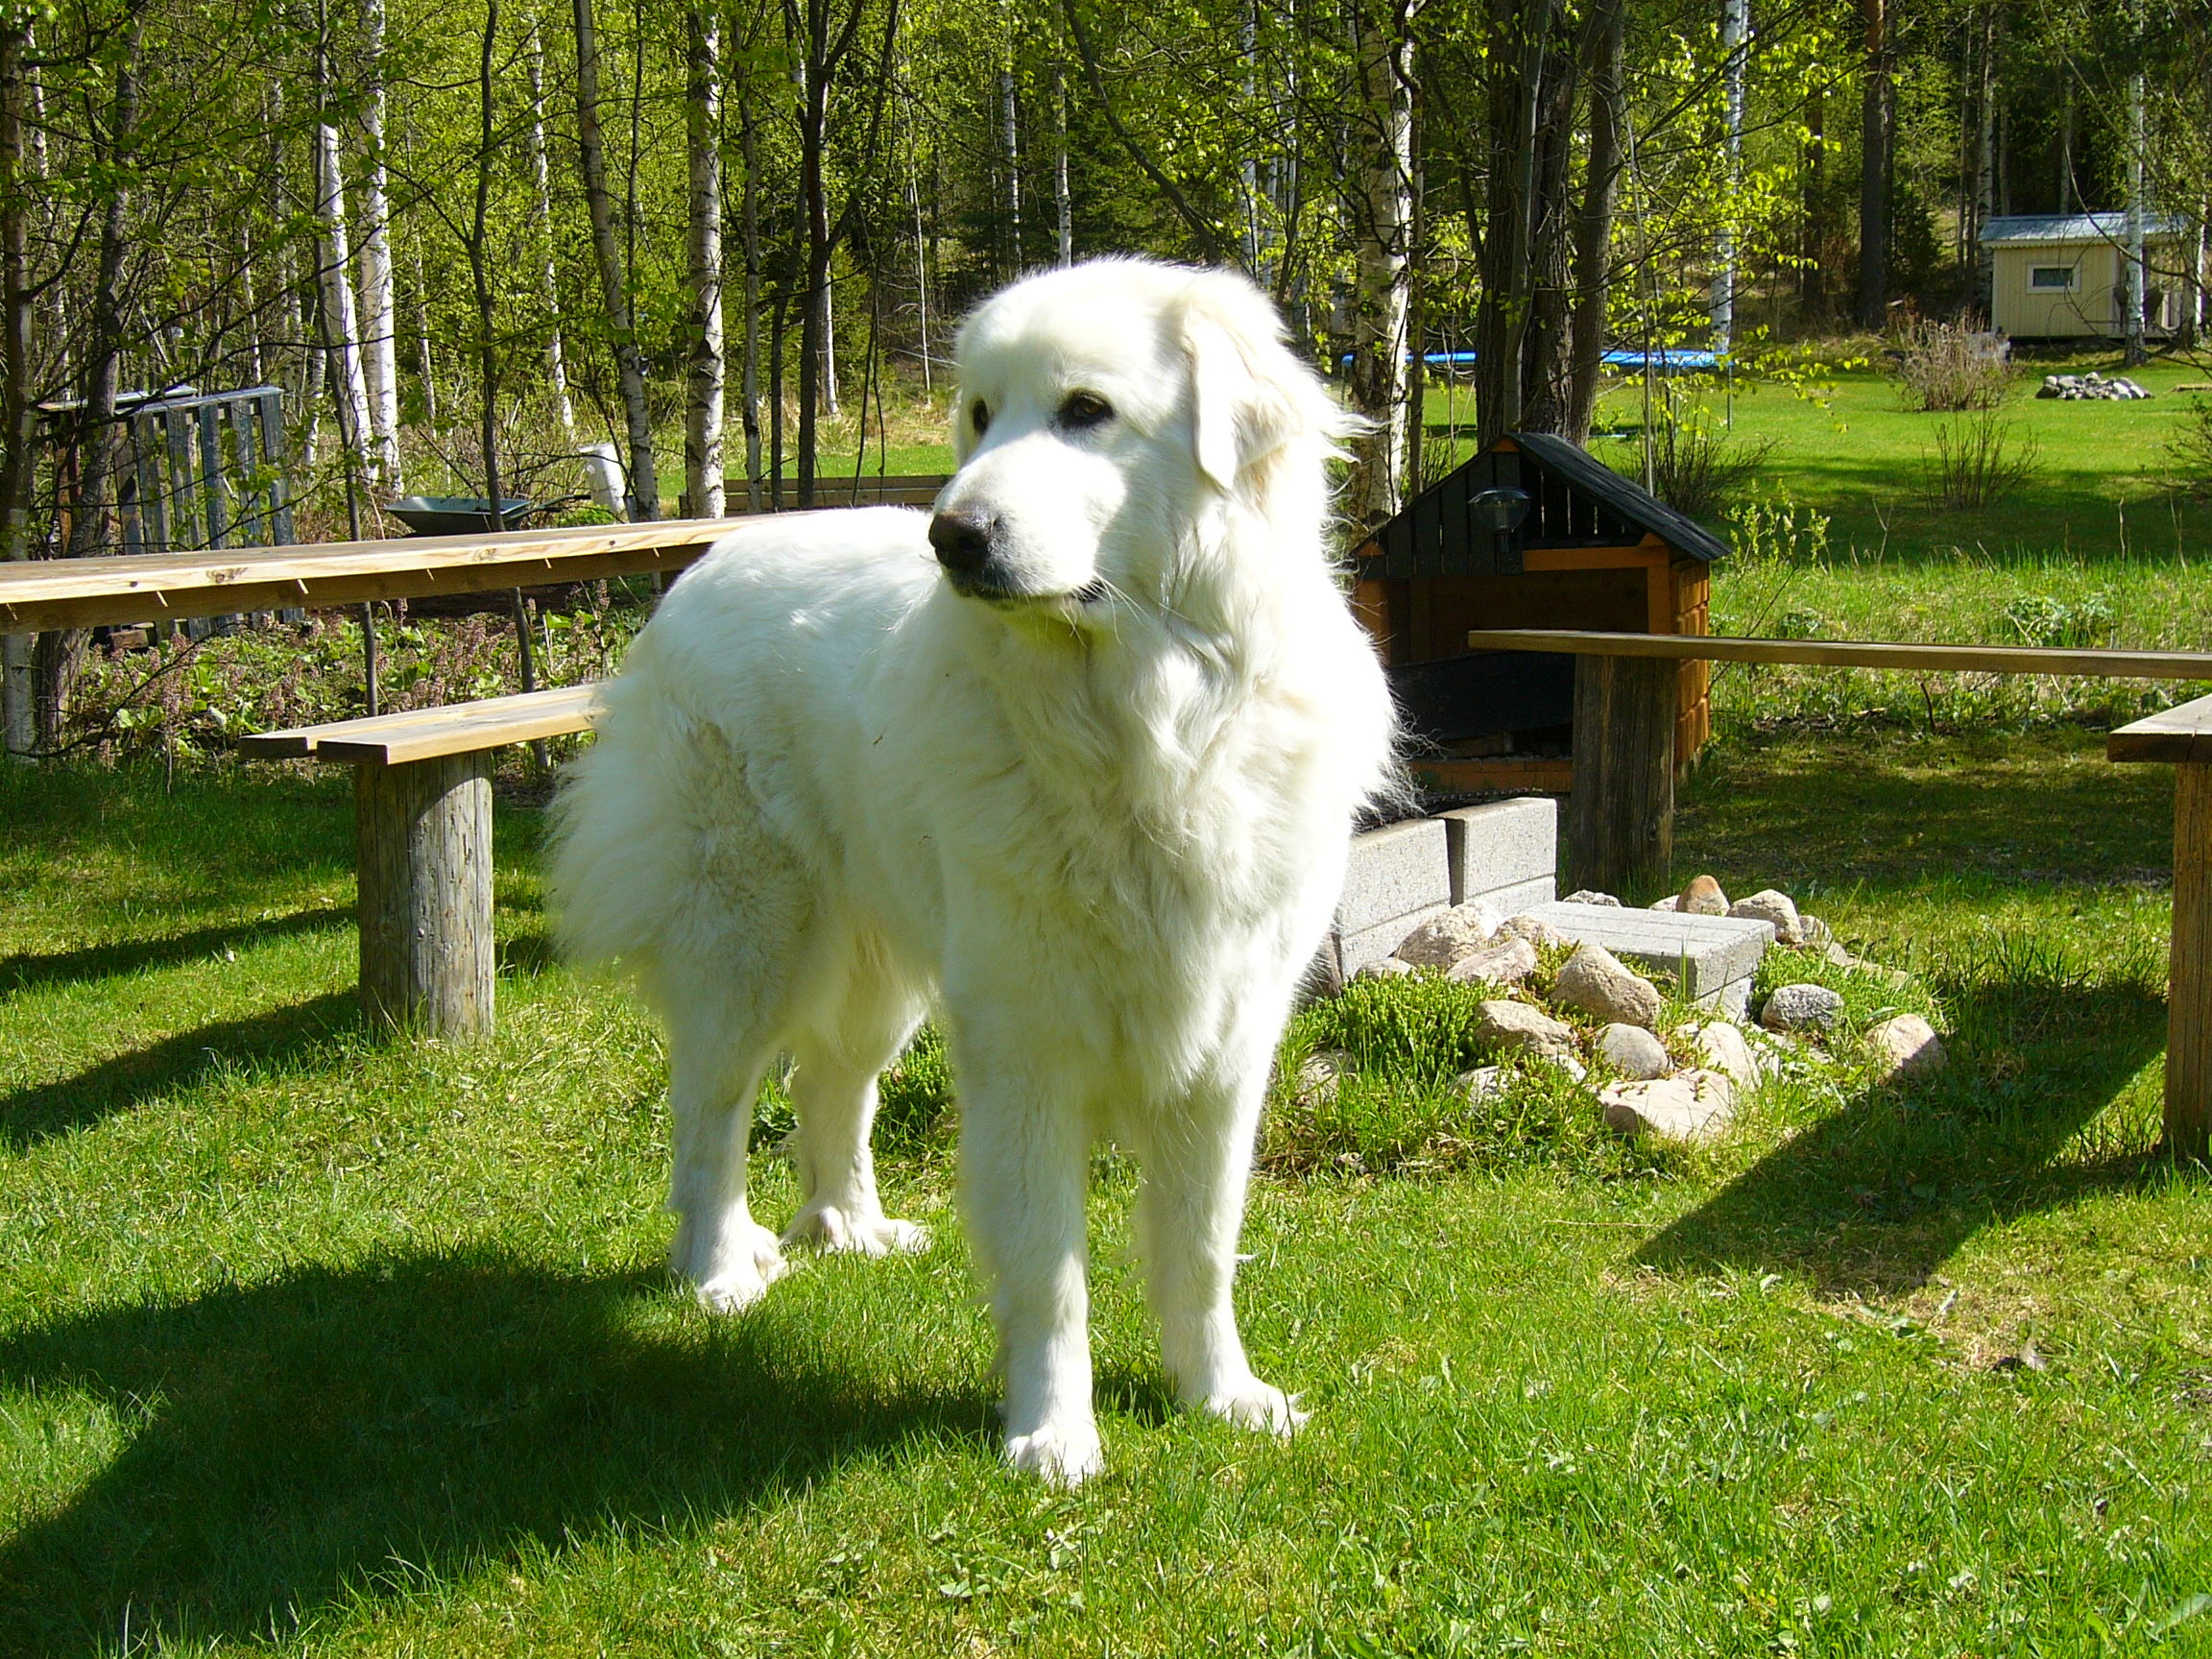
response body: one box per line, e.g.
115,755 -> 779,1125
8,717 -> 2212,1655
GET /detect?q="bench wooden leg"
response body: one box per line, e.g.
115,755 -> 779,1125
355,754 -> 495,1038
2169,761 -> 2212,1162
1569,652 -> 1675,898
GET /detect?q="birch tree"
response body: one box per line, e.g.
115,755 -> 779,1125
685,3 -> 724,517
1342,0 -> 1417,529
358,0 -> 401,485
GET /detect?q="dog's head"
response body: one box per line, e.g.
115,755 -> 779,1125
929,258 -> 1352,613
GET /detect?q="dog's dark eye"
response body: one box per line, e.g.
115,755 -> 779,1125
1057,392 -> 1114,431
970,399 -> 991,436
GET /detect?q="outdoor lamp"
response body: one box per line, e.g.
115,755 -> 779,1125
1471,486 -> 1531,571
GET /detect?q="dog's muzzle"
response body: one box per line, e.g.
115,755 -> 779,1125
928,510 -> 1022,599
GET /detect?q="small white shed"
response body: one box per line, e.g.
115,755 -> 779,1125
1978,212 -> 2200,340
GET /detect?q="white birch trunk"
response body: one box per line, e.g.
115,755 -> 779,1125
2126,58 -> 2146,363
1711,0 -> 1748,352
358,0 -> 401,486
526,22 -> 576,440
1343,0 -> 1416,529
685,4 -> 724,517
1054,65 -> 1071,267
314,94 -> 373,482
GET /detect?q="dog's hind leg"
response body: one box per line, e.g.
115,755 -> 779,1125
663,998 -> 789,1312
781,937 -> 932,1257
1132,1061 -> 1307,1438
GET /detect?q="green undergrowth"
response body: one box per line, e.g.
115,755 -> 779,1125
5,741 -> 2212,1655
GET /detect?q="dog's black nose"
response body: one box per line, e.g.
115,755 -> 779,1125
927,511 -> 999,582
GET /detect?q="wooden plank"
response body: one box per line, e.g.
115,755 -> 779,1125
1410,757 -> 1575,794
2169,762 -> 2212,1162
2108,693 -> 2212,764
1464,628 -> 2212,681
239,684 -> 602,765
1520,545 -> 1665,572
0,518 -> 741,633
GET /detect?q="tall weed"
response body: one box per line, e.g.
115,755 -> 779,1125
1890,317 -> 2013,413
1919,406 -> 2040,511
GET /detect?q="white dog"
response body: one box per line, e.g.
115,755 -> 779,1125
550,257 -> 1395,1484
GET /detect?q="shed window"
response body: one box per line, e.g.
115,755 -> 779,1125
2029,264 -> 2079,290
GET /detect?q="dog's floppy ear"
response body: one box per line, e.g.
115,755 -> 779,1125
1182,274 -> 1356,494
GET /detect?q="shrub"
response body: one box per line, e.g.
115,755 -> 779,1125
2168,396 -> 2212,497
2001,590 -> 2115,649
1638,414 -> 1776,521
1919,406 -> 2040,510
1891,317 -> 2012,413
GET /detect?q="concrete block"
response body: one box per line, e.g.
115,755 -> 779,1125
1335,817 -> 1451,934
1438,797 -> 1557,905
1468,875 -> 1555,920
1330,904 -> 1452,985
1522,902 -> 1774,1008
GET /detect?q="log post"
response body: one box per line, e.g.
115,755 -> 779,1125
2167,761 -> 2212,1162
355,753 -> 495,1037
1568,651 -> 1675,898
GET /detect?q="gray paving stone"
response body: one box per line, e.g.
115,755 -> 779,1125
1521,901 -> 1774,1007
1437,797 -> 1556,905
1335,817 -> 1452,934
1469,874 -> 1554,919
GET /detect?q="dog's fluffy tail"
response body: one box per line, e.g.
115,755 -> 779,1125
546,672 -> 680,976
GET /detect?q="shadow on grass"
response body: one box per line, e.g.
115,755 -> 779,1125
0,991 -> 359,1149
1640,966 -> 2172,1296
0,1254 -> 993,1657
0,908 -> 352,999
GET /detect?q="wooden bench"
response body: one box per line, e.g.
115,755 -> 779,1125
2109,692 -> 2212,1162
238,685 -> 604,1038
1468,627 -> 2212,1162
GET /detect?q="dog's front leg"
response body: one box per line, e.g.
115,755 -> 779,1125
1135,1062 -> 1306,1437
958,1067 -> 1100,1486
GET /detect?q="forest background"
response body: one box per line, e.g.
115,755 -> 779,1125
0,0 -> 2209,752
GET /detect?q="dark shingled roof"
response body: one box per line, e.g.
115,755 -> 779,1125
1361,430 -> 1729,580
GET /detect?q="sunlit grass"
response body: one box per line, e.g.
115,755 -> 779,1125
6,726 -> 2212,1654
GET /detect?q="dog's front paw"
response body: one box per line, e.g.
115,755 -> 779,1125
685,1219 -> 787,1312
1002,1418 -> 1105,1487
781,1204 -> 932,1258
1199,1377 -> 1309,1439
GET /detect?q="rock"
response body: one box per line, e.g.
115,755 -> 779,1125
1560,890 -> 1622,907
1445,934 -> 1538,987
1295,1050 -> 1354,1105
1599,1069 -> 1735,1142
1647,896 -> 1680,910
1455,1065 -> 1506,1102
1550,1053 -> 1589,1083
1678,1019 -> 1765,1087
1474,998 -> 1579,1064
1866,1014 -> 1947,1082
1798,914 -> 1834,950
1497,913 -> 1571,950
1390,902 -> 1503,970
1760,982 -> 1844,1033
1677,874 -> 1729,916
1354,955 -> 1417,982
1729,888 -> 1803,945
1552,942 -> 1665,1028
1597,1022 -> 1671,1079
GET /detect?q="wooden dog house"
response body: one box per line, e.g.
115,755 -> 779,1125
1350,431 -> 1725,794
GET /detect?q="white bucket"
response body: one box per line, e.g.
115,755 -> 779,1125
580,442 -> 627,519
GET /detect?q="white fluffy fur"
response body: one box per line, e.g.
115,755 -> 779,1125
550,257 -> 1395,1485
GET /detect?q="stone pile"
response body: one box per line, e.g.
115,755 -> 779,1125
2037,372 -> 2152,400
1334,873 -> 1948,1145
